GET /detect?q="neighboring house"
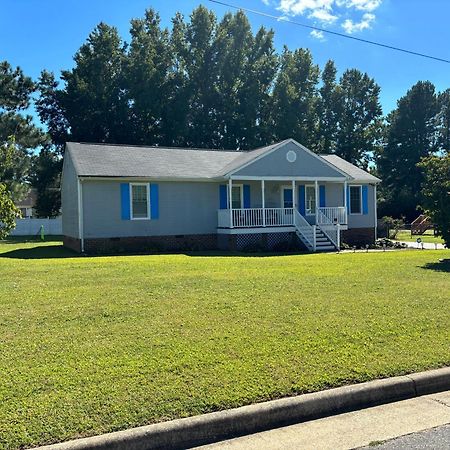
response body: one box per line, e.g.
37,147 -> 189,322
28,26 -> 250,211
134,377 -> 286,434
15,188 -> 37,218
62,139 -> 380,254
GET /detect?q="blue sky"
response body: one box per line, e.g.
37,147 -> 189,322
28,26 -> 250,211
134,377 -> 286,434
1,0 -> 449,123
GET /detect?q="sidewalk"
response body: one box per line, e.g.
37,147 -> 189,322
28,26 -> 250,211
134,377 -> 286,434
396,240 -> 446,250
197,391 -> 450,450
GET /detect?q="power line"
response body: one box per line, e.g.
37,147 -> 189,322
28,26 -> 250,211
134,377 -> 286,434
207,0 -> 450,64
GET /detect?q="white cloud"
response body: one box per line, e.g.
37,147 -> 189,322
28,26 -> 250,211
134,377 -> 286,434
337,0 -> 382,12
310,30 -> 326,40
309,8 -> 338,23
341,12 -> 375,33
278,0 -> 335,17
270,0 -> 382,34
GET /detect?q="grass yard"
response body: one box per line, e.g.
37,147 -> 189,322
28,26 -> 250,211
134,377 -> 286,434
394,229 -> 444,244
0,239 -> 449,449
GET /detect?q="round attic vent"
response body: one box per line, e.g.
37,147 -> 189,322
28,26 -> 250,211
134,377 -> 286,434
286,150 -> 297,163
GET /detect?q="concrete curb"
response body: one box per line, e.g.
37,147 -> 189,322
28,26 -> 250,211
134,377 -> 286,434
36,367 -> 450,450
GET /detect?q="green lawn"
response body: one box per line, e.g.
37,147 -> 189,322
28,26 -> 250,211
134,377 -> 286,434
394,229 -> 444,244
0,239 -> 449,449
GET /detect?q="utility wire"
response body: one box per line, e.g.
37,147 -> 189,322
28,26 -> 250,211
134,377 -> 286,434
208,0 -> 450,64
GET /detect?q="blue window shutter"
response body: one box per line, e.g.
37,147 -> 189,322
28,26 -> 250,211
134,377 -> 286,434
346,186 -> 350,214
219,185 -> 227,209
120,183 -> 130,220
319,185 -> 326,208
298,185 -> 306,215
362,185 -> 369,215
150,184 -> 159,219
243,185 -> 250,208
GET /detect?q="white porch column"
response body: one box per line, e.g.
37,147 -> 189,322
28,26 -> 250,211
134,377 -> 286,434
315,180 -> 319,225
291,179 -> 296,225
261,179 -> 266,227
344,180 -> 348,223
228,178 -> 233,228
374,184 -> 377,239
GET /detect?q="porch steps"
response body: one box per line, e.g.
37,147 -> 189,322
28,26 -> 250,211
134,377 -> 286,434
295,226 -> 337,252
315,229 -> 336,252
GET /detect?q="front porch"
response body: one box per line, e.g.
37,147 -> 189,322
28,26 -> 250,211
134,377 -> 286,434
217,178 -> 348,228
217,178 -> 349,252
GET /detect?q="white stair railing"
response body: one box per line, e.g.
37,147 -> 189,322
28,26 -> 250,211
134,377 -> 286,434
294,210 -> 315,251
316,209 -> 340,250
317,207 -> 347,225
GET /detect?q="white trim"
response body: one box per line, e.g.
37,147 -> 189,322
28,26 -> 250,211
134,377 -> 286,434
349,184 -> 363,215
77,178 -> 84,253
230,175 -> 346,182
79,176 -> 221,183
217,226 -> 296,235
130,182 -> 151,220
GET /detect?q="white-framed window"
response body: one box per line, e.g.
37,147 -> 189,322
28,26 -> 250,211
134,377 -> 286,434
349,185 -> 362,214
130,183 -> 150,220
305,185 -> 316,215
281,186 -> 293,208
231,184 -> 243,209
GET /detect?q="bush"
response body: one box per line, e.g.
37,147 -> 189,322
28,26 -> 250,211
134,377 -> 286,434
380,216 -> 405,239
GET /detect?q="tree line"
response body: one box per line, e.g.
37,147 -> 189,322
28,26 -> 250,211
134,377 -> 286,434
0,5 -> 449,238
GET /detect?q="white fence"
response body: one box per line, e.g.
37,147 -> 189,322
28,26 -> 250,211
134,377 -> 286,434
10,217 -> 62,236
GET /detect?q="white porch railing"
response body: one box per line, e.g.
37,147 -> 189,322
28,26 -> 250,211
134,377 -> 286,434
317,207 -> 347,225
218,208 -> 295,228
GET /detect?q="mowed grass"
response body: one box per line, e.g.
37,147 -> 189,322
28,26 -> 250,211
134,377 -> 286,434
394,229 -> 444,244
0,239 -> 449,449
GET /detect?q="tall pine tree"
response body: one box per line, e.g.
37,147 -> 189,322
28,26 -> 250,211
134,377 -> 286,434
378,81 -> 437,219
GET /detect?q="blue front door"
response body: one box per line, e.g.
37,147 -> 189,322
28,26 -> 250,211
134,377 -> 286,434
283,188 -> 293,208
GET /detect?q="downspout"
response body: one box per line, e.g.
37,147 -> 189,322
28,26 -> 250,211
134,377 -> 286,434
78,177 -> 84,253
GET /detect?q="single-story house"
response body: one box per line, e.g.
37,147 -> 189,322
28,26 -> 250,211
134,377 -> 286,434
62,139 -> 380,254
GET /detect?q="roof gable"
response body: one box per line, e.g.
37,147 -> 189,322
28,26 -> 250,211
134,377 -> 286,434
231,140 -> 348,179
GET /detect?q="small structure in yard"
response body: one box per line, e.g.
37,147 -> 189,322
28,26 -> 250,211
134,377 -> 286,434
411,214 -> 434,235
61,139 -> 380,254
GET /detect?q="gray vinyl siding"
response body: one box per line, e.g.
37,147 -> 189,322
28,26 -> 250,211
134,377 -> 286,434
61,152 -> 79,238
233,141 -> 345,179
78,179 -> 375,239
347,183 -> 376,229
82,180 -> 220,238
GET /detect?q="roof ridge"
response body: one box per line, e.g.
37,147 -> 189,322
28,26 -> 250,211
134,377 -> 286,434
69,141 -> 248,153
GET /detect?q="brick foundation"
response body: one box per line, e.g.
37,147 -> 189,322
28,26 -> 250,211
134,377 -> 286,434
341,227 -> 376,247
64,234 -> 219,255
63,235 -> 82,253
64,231 -> 308,254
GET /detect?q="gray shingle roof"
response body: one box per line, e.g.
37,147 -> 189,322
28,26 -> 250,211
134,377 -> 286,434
320,154 -> 381,183
66,141 -> 380,182
66,141 -> 287,179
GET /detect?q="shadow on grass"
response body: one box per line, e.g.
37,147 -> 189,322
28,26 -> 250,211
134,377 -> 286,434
0,244 -> 78,259
419,259 -> 450,273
